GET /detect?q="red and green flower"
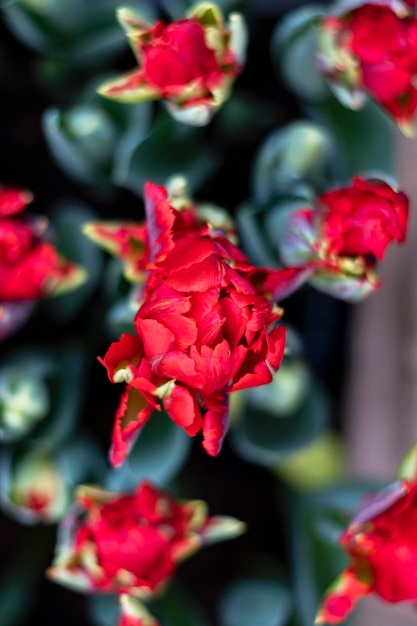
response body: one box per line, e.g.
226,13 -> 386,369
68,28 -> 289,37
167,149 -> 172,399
98,181 -> 292,467
317,1 -> 417,133
48,481 -> 245,625
98,3 -> 247,126
0,186 -> 85,302
278,176 -> 408,301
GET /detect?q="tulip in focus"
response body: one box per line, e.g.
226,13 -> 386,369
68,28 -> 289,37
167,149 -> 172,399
98,3 -> 247,126
98,181 -> 293,467
316,1 -> 417,134
278,176 -> 408,301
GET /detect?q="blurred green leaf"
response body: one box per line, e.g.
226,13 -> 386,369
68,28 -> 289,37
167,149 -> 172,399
106,411 -> 192,491
237,203 -> 281,268
116,114 -> 220,196
231,380 -> 330,468
245,358 -> 311,417
89,594 -> 120,626
0,343 -> 86,450
0,350 -> 55,443
42,106 -> 116,186
275,432 -> 345,493
214,91 -> 281,144
252,121 -> 333,205
272,5 -> 328,102
105,297 -> 137,338
151,582 -> 210,626
89,581 -> 209,626
34,343 -> 86,448
309,98 -> 394,180
3,0 -> 155,63
160,0 -> 191,19
218,577 -> 292,626
46,202 -> 103,322
58,436 -> 107,485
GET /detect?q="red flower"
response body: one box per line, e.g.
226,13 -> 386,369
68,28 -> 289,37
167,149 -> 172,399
98,3 -> 247,125
83,221 -> 149,284
100,182 -> 290,467
317,2 -> 417,133
319,176 -> 408,259
47,481 -> 245,599
316,479 -> 417,623
0,187 -> 85,302
279,177 -> 408,301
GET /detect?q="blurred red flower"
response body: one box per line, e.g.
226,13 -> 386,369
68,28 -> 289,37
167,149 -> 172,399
317,2 -> 417,133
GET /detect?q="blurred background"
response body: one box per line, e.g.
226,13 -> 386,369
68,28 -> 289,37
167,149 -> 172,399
1,0 -> 414,625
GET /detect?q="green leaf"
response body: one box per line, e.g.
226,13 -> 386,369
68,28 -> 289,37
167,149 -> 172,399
160,0 -> 192,19
3,0 -> 155,62
89,594 -> 120,626
46,202 -> 103,322
105,297 -> 137,338
230,380 -> 330,468
106,411 -> 192,491
275,432 -> 344,493
272,5 -> 328,102
150,582 -> 210,626
0,350 -> 55,444
58,436 -> 107,485
116,114 -> 220,196
34,343 -> 87,448
214,92 -> 281,144
309,98 -> 394,180
252,121 -> 333,205
218,578 -> 292,626
236,203 -> 281,268
397,441 -> 417,481
42,106 -> 116,186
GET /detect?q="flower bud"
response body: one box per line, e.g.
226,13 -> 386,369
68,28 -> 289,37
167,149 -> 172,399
278,176 -> 409,301
2,450 -> 70,524
316,2 -> 417,133
47,481 -> 245,596
98,3 -> 247,126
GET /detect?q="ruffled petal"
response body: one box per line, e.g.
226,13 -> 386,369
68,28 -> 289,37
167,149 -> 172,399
202,393 -> 229,456
163,384 -> 203,435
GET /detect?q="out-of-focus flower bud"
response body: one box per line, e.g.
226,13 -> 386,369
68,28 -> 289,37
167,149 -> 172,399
0,354 -> 53,443
316,1 -> 417,134
47,481 -> 245,597
0,186 -> 86,305
1,450 -> 70,524
98,3 -> 247,126
278,176 -> 408,301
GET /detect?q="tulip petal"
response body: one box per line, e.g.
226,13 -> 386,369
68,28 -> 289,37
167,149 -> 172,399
144,182 -> 175,263
110,386 -> 154,467
163,385 -> 203,435
99,334 -> 143,382
0,187 -> 33,217
98,71 -> 161,104
137,318 -> 176,360
202,393 -> 229,456
118,594 -> 160,626
315,569 -> 371,624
